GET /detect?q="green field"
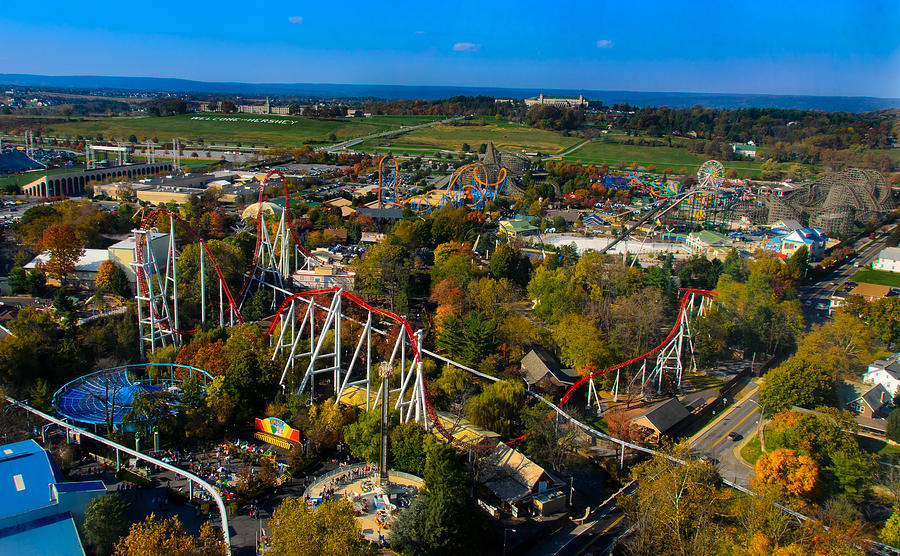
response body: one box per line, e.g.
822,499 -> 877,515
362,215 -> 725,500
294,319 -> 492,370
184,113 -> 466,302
851,268 -> 900,287
357,120 -> 581,156
1,113 -> 442,148
0,167 -> 75,190
562,139 -> 784,178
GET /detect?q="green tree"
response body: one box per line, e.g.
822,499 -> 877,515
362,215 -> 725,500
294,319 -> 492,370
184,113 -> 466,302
786,245 -> 809,280
489,243 -> 531,287
757,358 -> 835,416
355,241 -> 412,313
269,498 -> 367,556
389,421 -> 430,476
7,266 -> 27,294
888,410 -> 900,443
343,409 -> 383,463
552,313 -> 611,373
436,312 -> 497,370
862,298 -> 900,349
880,506 -> 900,547
84,493 -> 132,556
465,379 -> 525,436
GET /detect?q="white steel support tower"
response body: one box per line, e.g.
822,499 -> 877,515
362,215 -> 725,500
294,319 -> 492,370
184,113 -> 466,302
269,289 -> 427,425
132,228 -> 177,359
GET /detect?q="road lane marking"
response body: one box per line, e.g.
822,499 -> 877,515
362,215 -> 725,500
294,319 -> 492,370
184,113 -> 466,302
711,405 -> 758,449
577,515 -> 625,556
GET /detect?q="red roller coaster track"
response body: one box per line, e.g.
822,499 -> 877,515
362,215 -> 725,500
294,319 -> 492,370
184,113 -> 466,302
263,286 -> 717,451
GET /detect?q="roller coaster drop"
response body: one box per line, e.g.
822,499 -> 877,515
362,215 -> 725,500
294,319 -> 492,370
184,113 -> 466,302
378,155 -> 508,215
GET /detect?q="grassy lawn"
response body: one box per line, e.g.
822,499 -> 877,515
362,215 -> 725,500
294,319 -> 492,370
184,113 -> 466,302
851,269 -> 900,288
0,114 -> 440,148
741,433 -> 763,465
685,373 -> 726,391
0,167 -> 76,189
358,120 -> 580,155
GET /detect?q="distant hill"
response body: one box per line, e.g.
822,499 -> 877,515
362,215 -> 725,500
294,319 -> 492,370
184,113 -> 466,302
1,73 -> 899,113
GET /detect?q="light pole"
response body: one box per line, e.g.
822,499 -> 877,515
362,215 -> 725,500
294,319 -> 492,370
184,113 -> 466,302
502,528 -> 517,556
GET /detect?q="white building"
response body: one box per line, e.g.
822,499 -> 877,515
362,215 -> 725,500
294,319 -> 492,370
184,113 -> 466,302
863,355 -> 900,397
292,265 -> 356,290
873,247 -> 900,273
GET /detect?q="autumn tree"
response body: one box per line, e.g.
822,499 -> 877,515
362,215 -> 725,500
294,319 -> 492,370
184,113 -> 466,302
39,224 -> 85,282
621,444 -> 728,555
753,448 -> 820,500
95,259 -> 130,297
269,498 -> 368,556
114,513 -> 225,556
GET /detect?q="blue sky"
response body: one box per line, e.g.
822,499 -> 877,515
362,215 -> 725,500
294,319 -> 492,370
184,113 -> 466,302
1,0 -> 898,97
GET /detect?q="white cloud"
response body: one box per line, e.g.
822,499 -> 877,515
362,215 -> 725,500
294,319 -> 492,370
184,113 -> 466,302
414,30 -> 426,35
453,42 -> 481,52
288,16 -> 303,24
596,39 -> 614,48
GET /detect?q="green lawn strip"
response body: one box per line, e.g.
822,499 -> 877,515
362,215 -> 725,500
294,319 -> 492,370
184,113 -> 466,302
741,433 -> 763,465
685,373 -> 726,391
851,269 -> 900,288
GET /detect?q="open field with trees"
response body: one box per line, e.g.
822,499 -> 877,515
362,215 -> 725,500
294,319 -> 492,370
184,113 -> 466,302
0,113 -> 441,147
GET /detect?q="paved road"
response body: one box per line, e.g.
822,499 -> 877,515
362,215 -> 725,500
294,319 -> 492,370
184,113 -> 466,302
690,392 -> 760,488
797,227 -> 896,326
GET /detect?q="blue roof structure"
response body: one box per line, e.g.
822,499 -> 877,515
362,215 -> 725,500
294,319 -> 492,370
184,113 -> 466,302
0,439 -> 61,519
0,512 -> 85,556
0,439 -> 105,556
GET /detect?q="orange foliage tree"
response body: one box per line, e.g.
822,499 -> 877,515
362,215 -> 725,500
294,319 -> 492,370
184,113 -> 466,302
39,224 -> 85,282
753,448 -> 819,500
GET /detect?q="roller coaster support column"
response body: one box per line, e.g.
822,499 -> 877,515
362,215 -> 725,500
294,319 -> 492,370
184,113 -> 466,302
167,215 -> 179,339
200,242 -> 206,324
132,228 -> 176,356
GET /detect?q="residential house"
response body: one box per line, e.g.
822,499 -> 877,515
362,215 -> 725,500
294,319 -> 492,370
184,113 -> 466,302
731,142 -> 758,159
850,282 -> 894,302
847,383 -> 891,419
873,247 -> 900,273
863,355 -> 900,396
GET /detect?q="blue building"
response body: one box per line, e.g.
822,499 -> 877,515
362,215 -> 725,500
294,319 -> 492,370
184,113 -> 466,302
0,439 -> 107,555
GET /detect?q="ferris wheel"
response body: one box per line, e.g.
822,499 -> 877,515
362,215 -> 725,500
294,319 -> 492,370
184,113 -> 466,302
697,160 -> 725,188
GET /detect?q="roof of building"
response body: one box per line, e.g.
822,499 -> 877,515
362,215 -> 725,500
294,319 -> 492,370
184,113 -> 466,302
324,197 -> 353,208
631,398 -> 690,434
878,247 -> 900,263
0,511 -> 85,555
855,415 -> 888,433
546,209 -> 581,224
499,219 -> 539,233
850,282 -> 893,300
521,348 -> 578,386
24,249 -> 109,274
783,227 -> 827,245
688,230 -> 729,246
732,143 -> 757,151
357,207 -> 403,220
481,443 -> 552,504
857,383 -> 891,412
108,232 -> 167,251
241,201 -> 282,220
771,219 -> 802,232
869,360 -> 900,380
0,439 -> 62,520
